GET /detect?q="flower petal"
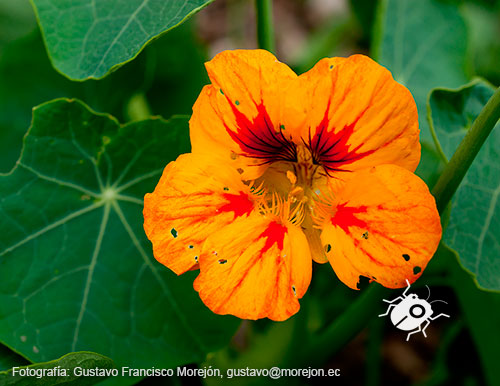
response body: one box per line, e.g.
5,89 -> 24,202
143,154 -> 256,275
194,213 -> 312,321
284,55 -> 420,178
316,164 -> 441,289
190,49 -> 299,180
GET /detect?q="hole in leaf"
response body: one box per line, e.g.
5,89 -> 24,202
325,244 -> 332,253
402,254 -> 410,261
413,266 -> 421,274
362,231 -> 369,239
218,259 -> 227,264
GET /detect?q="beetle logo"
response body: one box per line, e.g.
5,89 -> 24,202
379,279 -> 449,341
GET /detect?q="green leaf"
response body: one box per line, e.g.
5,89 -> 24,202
30,0 -> 214,80
0,345 -> 29,372
0,21 -> 208,173
0,30 -> 145,173
0,351 -> 114,386
428,80 -> 500,291
372,0 -> 469,144
0,99 -> 239,369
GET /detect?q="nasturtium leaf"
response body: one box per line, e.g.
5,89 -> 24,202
428,80 -> 500,291
0,99 -> 239,370
0,22 -> 208,173
0,29 -> 145,173
0,351 -> 114,386
0,345 -> 29,372
372,0 -> 469,143
30,0 -> 215,80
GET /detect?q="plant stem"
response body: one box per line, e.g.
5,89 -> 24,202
255,0 -> 275,53
294,88 -> 500,370
432,86 -> 500,213
297,284 -> 390,367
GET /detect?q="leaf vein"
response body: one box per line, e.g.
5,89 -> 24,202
111,200 -> 207,354
72,203 -> 111,351
0,203 -> 103,258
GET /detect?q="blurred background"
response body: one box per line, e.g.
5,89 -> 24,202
1,0 -> 499,385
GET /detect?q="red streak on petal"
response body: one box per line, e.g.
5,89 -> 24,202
221,96 -> 296,163
310,103 -> 375,173
260,221 -> 287,253
332,203 -> 368,233
218,192 -> 254,218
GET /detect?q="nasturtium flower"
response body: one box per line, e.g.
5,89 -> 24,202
143,50 -> 442,321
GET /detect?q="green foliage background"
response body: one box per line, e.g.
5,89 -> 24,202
0,0 -> 499,385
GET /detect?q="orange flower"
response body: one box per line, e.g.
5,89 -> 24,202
143,50 -> 442,321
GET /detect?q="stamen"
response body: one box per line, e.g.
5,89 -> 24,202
258,193 -> 305,227
249,181 -> 266,196
311,188 -> 336,228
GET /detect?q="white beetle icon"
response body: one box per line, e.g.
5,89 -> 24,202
379,279 -> 450,341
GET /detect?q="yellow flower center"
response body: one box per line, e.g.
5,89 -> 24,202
254,144 -> 328,229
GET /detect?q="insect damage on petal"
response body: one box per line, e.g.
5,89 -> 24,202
145,50 -> 441,321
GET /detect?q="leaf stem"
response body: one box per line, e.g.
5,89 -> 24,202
295,88 -> 500,367
431,86 -> 500,213
298,284 -> 390,367
255,0 -> 275,53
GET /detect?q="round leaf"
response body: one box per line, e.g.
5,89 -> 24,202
372,0 -> 468,143
429,80 -> 500,291
0,99 -> 239,369
31,0 -> 214,80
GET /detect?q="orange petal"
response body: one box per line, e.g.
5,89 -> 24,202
283,55 -> 420,178
143,154 -> 256,275
189,49 -> 299,180
315,164 -> 441,289
194,213 -> 312,321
